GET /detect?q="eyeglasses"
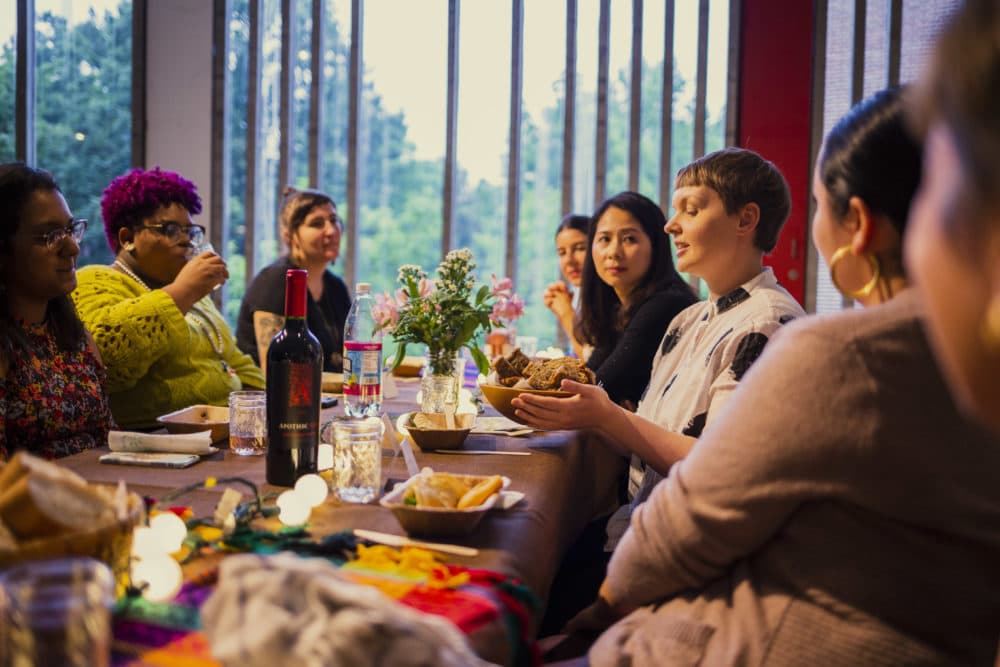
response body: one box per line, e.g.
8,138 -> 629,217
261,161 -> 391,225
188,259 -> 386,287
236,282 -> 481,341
141,221 -> 206,244
30,218 -> 88,250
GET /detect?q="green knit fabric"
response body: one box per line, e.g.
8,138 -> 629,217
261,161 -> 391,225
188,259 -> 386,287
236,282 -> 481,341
72,265 -> 264,429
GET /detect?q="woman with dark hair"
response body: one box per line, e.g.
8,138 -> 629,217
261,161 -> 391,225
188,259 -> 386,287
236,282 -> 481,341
0,162 -> 114,458
543,214 -> 590,358
576,192 -> 696,407
906,0 -> 1000,438
236,187 -> 350,372
72,167 -> 263,430
552,87 -> 1000,666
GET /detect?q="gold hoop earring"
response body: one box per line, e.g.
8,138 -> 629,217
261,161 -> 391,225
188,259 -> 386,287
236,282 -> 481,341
123,241 -> 135,253
980,297 -> 1000,350
829,245 -> 880,299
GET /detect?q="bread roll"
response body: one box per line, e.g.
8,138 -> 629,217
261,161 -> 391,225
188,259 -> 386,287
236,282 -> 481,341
0,466 -> 113,539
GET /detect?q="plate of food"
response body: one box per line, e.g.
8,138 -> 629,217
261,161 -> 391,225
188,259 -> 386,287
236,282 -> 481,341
479,348 -> 593,424
380,468 -> 522,537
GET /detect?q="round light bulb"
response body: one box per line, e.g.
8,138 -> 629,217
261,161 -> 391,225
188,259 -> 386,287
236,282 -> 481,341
276,490 -> 300,511
131,525 -> 169,558
150,512 -> 187,553
132,555 -> 183,602
277,497 -> 310,525
318,443 -> 334,471
294,474 -> 328,507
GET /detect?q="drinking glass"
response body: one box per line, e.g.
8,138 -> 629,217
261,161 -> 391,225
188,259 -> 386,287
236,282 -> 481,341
229,390 -> 267,456
189,240 -> 223,290
0,557 -> 114,667
323,416 -> 383,503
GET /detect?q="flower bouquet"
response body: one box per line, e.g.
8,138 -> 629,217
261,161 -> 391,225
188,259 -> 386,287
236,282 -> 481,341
373,250 -> 524,411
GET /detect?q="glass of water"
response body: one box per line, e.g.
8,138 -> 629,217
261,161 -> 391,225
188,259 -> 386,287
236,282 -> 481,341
229,390 -> 267,455
324,416 -> 383,503
189,240 -> 223,290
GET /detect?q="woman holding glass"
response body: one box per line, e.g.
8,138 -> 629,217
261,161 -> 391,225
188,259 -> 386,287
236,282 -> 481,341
0,163 -> 114,458
236,187 -> 350,372
72,167 -> 263,430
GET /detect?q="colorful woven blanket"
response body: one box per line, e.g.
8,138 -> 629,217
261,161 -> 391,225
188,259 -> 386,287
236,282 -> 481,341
111,528 -> 540,667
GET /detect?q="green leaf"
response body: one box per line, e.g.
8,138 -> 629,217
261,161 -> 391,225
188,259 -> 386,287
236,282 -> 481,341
469,345 -> 490,375
390,342 -> 407,370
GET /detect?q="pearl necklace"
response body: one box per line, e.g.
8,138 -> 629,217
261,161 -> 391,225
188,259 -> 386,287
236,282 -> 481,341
113,259 -> 226,359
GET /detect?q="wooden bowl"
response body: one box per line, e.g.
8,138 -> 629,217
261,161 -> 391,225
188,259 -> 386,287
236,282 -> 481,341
404,413 -> 475,451
322,372 -> 344,393
392,356 -> 426,378
157,404 -> 229,443
478,383 -> 572,425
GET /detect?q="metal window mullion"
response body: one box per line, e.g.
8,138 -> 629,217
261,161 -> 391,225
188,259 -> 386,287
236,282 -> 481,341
442,0 -> 460,257
309,0 -> 324,187
658,0 -> 675,213
688,0 -> 710,294
131,0 -> 147,167
593,0 -> 610,207
210,0 -> 231,303
245,0 -> 263,280
724,0 -> 741,148
806,0 -> 830,314
15,0 -> 35,165
561,0 -> 577,217
278,0 -> 295,197
843,0 -> 866,309
628,0 -> 642,192
505,0 -> 523,281
345,0 -> 362,289
886,0 -> 902,86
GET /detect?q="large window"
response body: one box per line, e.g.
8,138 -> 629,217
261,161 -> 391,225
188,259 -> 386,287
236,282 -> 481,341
34,0 -> 133,267
0,4 -> 14,162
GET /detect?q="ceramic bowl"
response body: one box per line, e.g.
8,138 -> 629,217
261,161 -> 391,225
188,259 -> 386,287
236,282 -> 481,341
156,405 -> 229,443
478,383 -> 572,425
321,372 -> 344,394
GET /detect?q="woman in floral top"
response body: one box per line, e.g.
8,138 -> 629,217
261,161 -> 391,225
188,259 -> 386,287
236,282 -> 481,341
0,163 -> 114,459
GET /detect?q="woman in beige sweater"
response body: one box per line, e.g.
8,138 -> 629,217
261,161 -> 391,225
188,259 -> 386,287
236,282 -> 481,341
578,88 -> 1000,665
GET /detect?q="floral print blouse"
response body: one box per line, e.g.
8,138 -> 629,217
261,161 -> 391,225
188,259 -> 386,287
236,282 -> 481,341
0,321 -> 115,459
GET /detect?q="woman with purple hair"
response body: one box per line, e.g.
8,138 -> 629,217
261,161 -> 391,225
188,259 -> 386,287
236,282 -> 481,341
72,167 -> 263,430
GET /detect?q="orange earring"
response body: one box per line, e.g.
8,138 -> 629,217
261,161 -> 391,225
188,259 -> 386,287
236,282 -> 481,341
980,296 -> 1000,350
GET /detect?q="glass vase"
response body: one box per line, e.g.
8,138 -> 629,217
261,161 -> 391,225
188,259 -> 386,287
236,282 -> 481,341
420,348 -> 462,413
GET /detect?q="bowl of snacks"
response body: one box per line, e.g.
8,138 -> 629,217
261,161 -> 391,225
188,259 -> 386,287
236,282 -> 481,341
479,348 -> 592,424
0,452 -> 146,596
322,372 -> 344,394
402,412 -> 476,451
157,404 -> 230,443
380,469 -> 510,537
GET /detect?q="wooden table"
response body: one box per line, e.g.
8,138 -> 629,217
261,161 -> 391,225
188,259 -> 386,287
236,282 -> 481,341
61,382 -> 624,662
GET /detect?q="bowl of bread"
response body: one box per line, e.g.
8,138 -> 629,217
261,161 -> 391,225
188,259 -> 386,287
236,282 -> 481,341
157,404 -> 230,444
402,412 -> 476,451
479,348 -> 594,424
381,469 -> 509,537
0,452 -> 145,596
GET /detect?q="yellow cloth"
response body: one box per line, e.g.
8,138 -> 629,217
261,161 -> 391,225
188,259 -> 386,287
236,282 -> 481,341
72,265 -> 264,429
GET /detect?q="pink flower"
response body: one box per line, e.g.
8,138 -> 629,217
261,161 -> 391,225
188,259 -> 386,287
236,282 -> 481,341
395,287 -> 409,304
492,294 -> 525,323
372,292 -> 399,330
418,278 -> 435,297
490,274 -> 513,298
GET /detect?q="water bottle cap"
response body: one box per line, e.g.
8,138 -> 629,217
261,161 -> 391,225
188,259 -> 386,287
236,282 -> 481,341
355,282 -> 371,295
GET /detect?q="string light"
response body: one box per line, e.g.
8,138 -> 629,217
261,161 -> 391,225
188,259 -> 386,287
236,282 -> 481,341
131,556 -> 183,602
150,512 -> 187,553
294,474 -> 328,507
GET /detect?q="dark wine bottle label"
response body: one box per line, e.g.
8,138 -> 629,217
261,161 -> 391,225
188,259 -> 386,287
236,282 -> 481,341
266,359 -> 319,486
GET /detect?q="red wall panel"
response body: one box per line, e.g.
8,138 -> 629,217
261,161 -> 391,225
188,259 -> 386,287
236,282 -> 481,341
737,0 -> 815,305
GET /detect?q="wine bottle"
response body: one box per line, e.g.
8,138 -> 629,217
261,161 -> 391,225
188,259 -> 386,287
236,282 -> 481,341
266,269 -> 322,486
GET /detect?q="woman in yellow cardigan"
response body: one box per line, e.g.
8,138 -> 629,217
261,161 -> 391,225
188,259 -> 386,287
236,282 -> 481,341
72,168 -> 263,429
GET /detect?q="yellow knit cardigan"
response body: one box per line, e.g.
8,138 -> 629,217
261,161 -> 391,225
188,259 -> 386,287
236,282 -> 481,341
72,265 -> 264,429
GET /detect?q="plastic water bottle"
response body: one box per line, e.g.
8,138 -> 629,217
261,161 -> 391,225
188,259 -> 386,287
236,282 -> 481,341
343,282 -> 383,417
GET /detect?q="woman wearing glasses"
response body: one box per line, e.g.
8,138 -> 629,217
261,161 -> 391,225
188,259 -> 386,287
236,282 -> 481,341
73,167 -> 263,430
0,162 -> 114,458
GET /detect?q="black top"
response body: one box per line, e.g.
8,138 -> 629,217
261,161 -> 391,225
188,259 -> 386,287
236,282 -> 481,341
586,285 -> 698,406
236,257 -> 352,372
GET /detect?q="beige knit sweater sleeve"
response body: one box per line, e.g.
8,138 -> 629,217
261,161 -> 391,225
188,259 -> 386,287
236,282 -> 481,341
604,318 -> 875,608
